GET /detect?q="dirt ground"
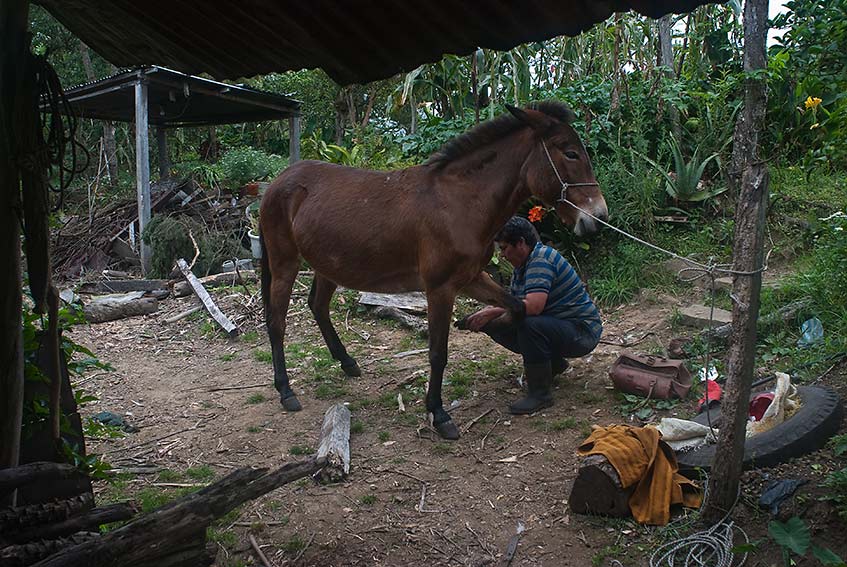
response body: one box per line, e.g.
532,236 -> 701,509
71,274 -> 846,567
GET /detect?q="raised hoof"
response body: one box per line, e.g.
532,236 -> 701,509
280,394 -> 302,412
341,362 -> 362,377
453,317 -> 470,330
435,419 -> 460,440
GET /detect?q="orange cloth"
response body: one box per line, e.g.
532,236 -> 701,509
576,425 -> 702,525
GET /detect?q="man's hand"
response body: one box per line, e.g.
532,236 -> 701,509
463,307 -> 506,332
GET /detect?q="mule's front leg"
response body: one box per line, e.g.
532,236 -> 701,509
455,271 -> 525,331
425,288 -> 460,440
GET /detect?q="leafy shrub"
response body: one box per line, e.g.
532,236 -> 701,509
142,214 -> 244,278
217,147 -> 287,188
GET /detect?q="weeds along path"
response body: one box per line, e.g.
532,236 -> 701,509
73,284 -> 695,566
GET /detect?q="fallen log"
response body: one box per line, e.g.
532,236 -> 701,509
79,279 -> 169,294
32,458 -> 325,567
83,292 -> 158,323
359,291 -> 427,313
372,306 -> 428,337
568,454 -> 631,518
0,462 -> 80,494
171,270 -> 257,298
316,404 -> 351,483
1,532 -> 99,567
175,259 -> 238,337
700,298 -> 811,345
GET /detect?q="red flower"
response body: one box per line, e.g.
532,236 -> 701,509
528,205 -> 545,223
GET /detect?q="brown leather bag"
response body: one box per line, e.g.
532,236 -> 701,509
609,351 -> 693,400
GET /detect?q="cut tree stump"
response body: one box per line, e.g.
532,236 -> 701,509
568,454 -> 631,518
83,292 -> 158,323
175,259 -> 238,337
677,304 -> 733,329
316,404 -> 351,483
172,270 -> 257,298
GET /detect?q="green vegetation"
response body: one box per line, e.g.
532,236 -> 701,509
253,349 -> 273,364
246,393 -> 267,404
289,444 -> 313,456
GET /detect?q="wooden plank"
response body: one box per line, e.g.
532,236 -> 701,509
176,258 -> 238,337
172,270 -> 256,298
359,291 -> 427,313
315,403 -> 351,483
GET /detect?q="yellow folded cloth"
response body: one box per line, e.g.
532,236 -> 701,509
577,425 -> 701,525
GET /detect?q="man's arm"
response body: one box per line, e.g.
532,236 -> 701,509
524,291 -> 548,316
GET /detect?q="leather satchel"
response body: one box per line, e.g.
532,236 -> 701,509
609,351 -> 692,400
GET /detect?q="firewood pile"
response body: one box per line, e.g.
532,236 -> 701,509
52,178 -> 256,281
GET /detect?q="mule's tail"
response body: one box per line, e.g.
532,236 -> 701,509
259,229 -> 271,322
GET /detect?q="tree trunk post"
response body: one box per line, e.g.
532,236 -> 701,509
701,0 -> 770,523
134,75 -> 152,275
658,14 -> 682,141
0,0 -> 29,508
288,115 -> 300,164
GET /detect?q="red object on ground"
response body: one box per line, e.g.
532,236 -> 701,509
697,380 -> 723,411
748,392 -> 775,422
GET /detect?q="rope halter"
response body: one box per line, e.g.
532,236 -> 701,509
540,140 -> 600,203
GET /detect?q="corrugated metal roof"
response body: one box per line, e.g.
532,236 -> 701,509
57,66 -> 300,127
35,0 -> 718,84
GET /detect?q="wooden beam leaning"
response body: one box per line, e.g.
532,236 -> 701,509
316,403 -> 351,483
175,258 -> 238,337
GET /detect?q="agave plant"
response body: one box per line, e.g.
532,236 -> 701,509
639,136 -> 725,203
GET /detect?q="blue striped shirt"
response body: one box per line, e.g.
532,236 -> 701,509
510,243 -> 603,339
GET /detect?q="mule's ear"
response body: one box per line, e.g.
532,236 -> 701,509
506,104 -> 555,133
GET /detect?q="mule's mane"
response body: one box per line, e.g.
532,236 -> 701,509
425,101 -> 576,168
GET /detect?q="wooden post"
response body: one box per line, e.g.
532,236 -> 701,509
135,76 -> 152,275
288,115 -> 300,164
701,0 -> 770,523
156,127 -> 169,179
0,0 -> 29,507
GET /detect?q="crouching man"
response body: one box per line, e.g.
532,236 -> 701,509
463,216 -> 602,414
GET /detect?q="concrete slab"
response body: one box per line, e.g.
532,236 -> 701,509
678,304 -> 733,329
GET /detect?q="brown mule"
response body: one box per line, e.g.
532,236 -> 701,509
259,101 -> 607,440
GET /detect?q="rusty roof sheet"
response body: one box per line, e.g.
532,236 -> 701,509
35,0 -> 718,85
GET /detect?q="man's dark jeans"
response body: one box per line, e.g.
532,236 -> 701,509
484,315 -> 599,364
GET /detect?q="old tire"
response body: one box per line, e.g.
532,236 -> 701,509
676,385 -> 843,475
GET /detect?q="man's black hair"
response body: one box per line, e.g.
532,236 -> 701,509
495,216 -> 539,247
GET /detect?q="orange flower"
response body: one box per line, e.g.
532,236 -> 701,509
528,205 -> 545,223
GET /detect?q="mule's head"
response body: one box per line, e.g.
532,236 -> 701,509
506,103 -> 608,237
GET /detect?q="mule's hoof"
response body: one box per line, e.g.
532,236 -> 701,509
280,394 -> 302,412
341,362 -> 362,377
435,419 -> 460,440
453,317 -> 470,330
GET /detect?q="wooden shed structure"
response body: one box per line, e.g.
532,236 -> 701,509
58,66 -> 302,273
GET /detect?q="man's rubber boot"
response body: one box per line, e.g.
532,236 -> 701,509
551,356 -> 569,377
510,361 -> 554,414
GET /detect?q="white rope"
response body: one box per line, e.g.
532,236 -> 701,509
540,140 -> 767,278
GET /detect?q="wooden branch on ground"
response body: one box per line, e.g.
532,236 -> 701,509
372,306 -> 428,337
162,305 -> 202,324
0,462 -> 80,494
33,458 -> 325,567
316,404 -> 351,483
171,270 -> 257,298
79,279 -> 169,294
83,292 -> 158,323
175,259 -> 238,337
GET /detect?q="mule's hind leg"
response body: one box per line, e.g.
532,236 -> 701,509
265,259 -> 302,411
308,274 -> 361,377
